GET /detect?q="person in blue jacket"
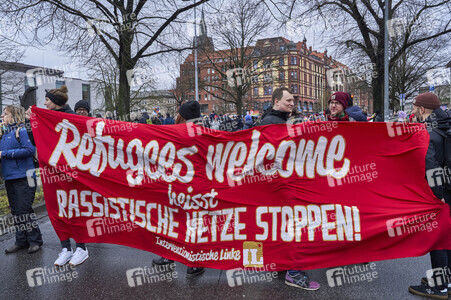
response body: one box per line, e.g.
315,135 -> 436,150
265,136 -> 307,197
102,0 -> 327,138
1,105 -> 43,255
345,93 -> 367,122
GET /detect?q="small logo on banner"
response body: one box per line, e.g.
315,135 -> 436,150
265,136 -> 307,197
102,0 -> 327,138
243,241 -> 263,267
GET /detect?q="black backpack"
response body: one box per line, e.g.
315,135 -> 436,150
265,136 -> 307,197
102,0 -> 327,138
432,127 -> 451,190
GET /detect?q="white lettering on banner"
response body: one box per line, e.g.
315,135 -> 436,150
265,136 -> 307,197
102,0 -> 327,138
49,120 -> 198,185
56,189 -> 362,244
206,134 -> 350,183
48,120 -> 350,185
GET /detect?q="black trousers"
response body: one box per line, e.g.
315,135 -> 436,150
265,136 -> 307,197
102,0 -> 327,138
5,177 -> 43,247
429,190 -> 451,288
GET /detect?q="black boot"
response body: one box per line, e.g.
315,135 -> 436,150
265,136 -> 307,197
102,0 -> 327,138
187,267 -> 205,278
152,256 -> 174,267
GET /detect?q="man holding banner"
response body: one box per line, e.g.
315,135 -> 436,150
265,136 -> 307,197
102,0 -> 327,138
408,92 -> 451,299
260,87 -> 320,291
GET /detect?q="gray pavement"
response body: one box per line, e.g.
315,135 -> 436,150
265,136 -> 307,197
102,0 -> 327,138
0,209 -> 434,300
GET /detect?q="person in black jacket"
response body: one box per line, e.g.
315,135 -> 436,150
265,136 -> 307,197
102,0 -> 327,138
260,87 -> 293,125
259,87 -> 320,291
408,92 -> 451,299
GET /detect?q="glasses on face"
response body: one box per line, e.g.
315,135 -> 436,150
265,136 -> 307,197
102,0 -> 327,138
329,101 -> 343,107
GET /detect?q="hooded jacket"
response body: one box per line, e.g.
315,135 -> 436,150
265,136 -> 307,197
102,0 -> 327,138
0,124 -> 36,180
260,108 -> 290,125
346,106 -> 367,122
424,108 -> 451,200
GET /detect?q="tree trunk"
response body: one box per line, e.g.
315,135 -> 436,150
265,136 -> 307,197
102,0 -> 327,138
372,58 -> 385,114
117,30 -> 134,120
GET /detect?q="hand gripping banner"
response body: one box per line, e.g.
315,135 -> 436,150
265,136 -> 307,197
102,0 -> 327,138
30,107 -> 451,271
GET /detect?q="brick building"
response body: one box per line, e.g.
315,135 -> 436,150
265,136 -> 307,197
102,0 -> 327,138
176,13 -> 373,115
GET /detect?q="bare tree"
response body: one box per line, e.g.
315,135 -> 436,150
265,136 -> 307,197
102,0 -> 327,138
0,37 -> 26,108
389,34 -> 448,111
0,0 -> 208,119
285,0 -> 451,115
195,0 -> 272,115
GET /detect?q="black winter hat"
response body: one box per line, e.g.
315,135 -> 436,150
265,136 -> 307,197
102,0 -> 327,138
179,101 -> 200,120
74,100 -> 90,113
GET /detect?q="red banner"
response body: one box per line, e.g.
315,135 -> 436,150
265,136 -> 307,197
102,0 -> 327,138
30,107 -> 451,271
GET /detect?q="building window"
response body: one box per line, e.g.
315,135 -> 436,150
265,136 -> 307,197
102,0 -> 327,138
290,56 -> 297,65
56,80 -> 65,88
200,104 -> 208,113
279,45 -> 285,52
264,73 -> 272,82
82,84 -> 91,103
253,87 -> 258,96
263,86 -> 273,95
263,59 -> 272,69
291,84 -> 298,94
253,60 -> 258,69
279,57 -> 284,66
279,71 -> 285,81
290,71 -> 297,80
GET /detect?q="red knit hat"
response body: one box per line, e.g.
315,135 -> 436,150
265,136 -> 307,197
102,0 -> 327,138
328,92 -> 349,109
413,92 -> 440,109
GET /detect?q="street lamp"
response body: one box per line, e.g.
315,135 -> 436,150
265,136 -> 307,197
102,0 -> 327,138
183,0 -> 199,102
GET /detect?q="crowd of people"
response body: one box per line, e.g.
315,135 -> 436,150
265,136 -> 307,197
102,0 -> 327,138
1,85 -> 450,299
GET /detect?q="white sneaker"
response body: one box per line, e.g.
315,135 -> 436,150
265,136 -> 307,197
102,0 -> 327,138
54,248 -> 73,266
69,247 -> 89,266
